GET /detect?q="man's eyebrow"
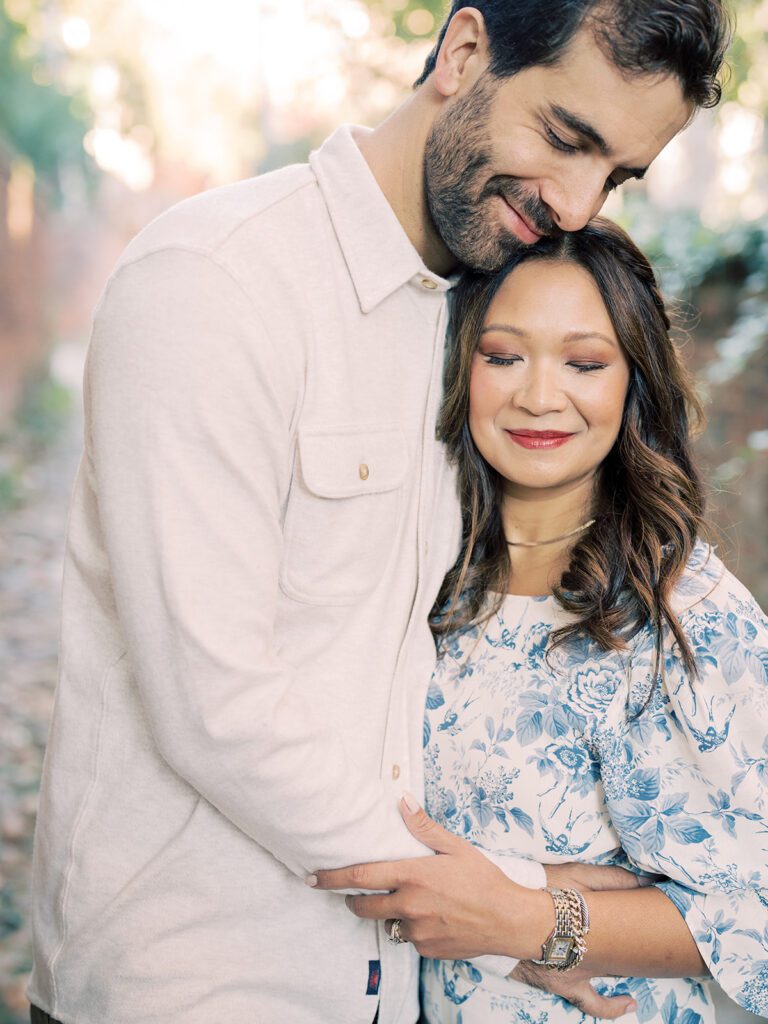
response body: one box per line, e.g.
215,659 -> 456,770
549,104 -> 648,180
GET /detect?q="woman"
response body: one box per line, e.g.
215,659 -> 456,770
316,219 -> 768,1021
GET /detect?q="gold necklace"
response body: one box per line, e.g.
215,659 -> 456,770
506,519 -> 595,548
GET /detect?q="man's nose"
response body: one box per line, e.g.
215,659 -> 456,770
541,170 -> 608,234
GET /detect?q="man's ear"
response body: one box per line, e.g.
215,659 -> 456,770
432,7 -> 489,98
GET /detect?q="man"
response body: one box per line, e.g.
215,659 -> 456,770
29,2 -> 728,1022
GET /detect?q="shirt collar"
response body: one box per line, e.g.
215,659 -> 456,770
310,125 -> 450,314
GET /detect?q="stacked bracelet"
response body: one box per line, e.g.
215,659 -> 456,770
538,886 -> 589,972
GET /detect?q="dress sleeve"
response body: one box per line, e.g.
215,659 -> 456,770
605,570 -> 768,1016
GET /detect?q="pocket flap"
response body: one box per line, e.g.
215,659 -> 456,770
299,428 -> 408,498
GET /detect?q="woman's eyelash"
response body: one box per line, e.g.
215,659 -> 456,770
483,356 -> 608,372
545,125 -> 579,154
483,354 -> 521,366
570,362 -> 607,373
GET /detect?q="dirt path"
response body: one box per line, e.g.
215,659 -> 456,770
0,406 -> 82,1024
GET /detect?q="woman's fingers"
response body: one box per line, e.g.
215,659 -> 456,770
399,793 -> 468,855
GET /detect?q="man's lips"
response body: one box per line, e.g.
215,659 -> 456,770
504,429 -> 575,450
499,196 -> 544,244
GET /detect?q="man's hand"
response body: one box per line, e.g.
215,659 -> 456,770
510,960 -> 637,1020
545,861 -> 659,893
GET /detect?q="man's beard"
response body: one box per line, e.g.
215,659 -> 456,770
424,75 -> 558,272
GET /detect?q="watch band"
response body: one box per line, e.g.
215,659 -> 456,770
538,887 -> 589,972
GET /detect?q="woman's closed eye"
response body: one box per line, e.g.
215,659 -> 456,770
568,361 -> 608,373
482,353 -> 523,367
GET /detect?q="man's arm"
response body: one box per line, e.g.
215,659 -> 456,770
86,246 -> 429,877
87,246 -> 546,892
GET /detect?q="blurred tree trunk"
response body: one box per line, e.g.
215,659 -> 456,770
0,146 -> 51,429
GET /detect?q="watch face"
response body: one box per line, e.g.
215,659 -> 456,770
546,936 -> 576,962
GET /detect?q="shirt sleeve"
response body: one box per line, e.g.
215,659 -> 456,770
607,574 -> 768,1016
85,246 -> 429,879
86,246 -> 540,892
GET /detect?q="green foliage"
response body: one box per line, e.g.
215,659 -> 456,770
0,6 -> 94,197
720,0 -> 768,105
0,373 -> 73,511
16,375 -> 73,447
364,0 -> 448,42
623,203 -> 768,298
622,202 -> 768,389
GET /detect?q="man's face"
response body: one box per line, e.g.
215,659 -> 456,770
424,28 -> 692,271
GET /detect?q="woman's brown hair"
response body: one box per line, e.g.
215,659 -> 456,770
432,217 -> 706,680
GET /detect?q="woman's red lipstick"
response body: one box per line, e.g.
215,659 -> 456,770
505,430 -> 575,450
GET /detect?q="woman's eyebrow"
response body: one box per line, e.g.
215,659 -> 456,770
481,326 -> 618,346
563,330 -> 618,346
481,324 -> 528,337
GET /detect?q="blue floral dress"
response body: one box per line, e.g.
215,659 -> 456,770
421,545 -> 768,1023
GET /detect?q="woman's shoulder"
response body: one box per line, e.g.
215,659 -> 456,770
672,539 -> 767,629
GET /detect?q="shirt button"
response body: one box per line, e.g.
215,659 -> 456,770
391,764 -> 401,781
359,463 -> 370,481
420,277 -> 438,290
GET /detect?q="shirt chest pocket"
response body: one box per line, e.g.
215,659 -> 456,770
280,428 -> 409,605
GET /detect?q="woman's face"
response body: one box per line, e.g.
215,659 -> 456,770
469,259 -> 631,500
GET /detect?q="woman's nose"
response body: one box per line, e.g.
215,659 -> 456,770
511,367 -> 568,415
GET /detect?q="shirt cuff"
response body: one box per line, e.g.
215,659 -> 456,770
482,849 -> 547,889
468,852 -> 546,977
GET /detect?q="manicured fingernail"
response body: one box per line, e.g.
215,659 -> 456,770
625,1002 -> 637,1014
305,874 -> 318,887
402,791 -> 421,813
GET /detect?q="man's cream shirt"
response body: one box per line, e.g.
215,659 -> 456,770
29,126 -> 544,1024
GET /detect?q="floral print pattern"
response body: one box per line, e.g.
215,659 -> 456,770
421,545 -> 768,1022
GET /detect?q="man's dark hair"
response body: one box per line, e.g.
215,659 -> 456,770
415,0 -> 731,109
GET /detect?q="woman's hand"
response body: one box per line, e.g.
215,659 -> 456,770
312,795 -> 643,1020
312,794 -> 543,960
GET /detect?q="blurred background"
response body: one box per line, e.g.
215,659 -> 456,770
0,1 -> 766,1021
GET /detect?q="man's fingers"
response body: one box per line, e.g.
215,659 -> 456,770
634,872 -> 658,888
310,861 -> 401,892
545,861 -> 663,892
511,962 -> 637,1021
562,984 -> 637,1021
343,893 -> 398,920
400,792 -> 464,855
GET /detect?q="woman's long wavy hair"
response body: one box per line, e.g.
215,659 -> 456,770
432,217 -> 706,680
